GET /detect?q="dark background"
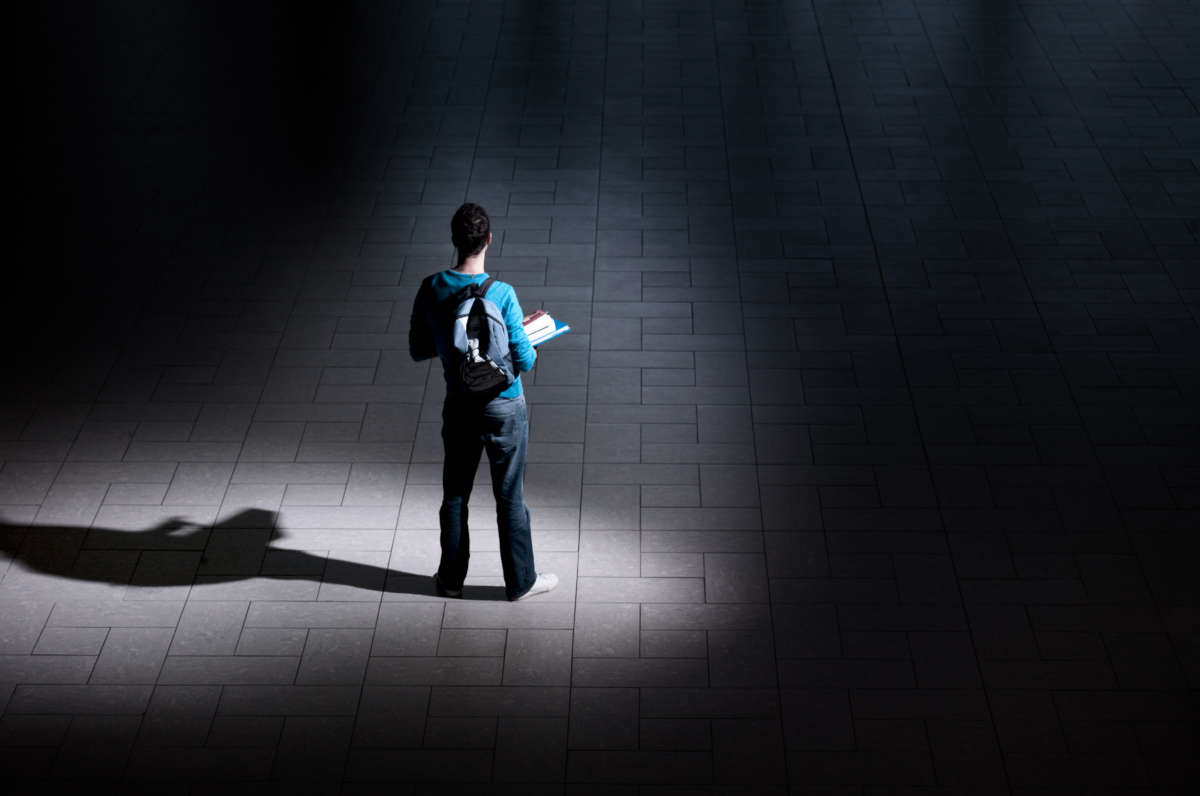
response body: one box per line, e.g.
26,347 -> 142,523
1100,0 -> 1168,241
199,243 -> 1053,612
16,1 -> 372,351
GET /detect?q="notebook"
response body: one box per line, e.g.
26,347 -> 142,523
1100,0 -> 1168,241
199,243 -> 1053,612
523,309 -> 570,346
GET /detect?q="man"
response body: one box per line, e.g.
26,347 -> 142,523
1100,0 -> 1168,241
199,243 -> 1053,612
408,202 -> 558,601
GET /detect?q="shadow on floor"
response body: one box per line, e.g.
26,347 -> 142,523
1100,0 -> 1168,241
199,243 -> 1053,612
0,508 -> 507,601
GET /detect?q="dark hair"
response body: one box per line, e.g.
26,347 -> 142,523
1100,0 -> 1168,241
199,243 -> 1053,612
451,202 -> 490,260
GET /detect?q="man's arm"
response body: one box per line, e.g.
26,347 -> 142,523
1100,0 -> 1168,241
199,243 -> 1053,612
500,285 -> 536,373
408,278 -> 437,361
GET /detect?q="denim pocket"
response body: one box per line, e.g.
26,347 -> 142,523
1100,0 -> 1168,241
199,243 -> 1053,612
484,394 -> 525,415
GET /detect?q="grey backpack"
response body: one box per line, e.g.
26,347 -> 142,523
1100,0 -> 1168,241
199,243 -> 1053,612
447,277 -> 514,397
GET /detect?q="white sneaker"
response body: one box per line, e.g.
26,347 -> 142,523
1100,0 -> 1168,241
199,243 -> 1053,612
514,572 -> 558,601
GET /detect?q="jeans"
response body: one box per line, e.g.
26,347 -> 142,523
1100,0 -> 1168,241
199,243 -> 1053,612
438,394 -> 536,600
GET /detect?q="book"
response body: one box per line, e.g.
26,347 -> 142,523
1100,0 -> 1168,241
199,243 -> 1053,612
529,316 -> 570,346
523,309 -> 570,346
522,309 -> 554,339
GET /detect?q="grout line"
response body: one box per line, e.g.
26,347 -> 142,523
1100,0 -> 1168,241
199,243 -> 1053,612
809,1 -> 1016,792
710,0 -> 790,789
561,0 -> 612,773
342,2 -> 440,776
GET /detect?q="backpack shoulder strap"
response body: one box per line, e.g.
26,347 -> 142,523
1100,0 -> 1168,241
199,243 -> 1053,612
439,276 -> 500,316
472,276 -> 496,298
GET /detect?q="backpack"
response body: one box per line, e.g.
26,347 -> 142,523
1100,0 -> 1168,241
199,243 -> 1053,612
444,276 -> 514,397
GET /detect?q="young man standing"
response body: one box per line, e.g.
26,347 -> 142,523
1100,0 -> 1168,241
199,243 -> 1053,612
408,202 -> 558,601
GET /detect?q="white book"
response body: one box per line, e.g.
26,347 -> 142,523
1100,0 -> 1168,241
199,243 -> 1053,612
523,309 -> 570,346
523,311 -> 555,339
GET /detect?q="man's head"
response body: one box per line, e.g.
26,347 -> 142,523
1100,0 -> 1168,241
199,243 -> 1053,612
451,202 -> 491,262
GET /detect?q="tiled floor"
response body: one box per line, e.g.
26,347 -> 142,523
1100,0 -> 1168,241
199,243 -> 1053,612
4,0 -> 1198,792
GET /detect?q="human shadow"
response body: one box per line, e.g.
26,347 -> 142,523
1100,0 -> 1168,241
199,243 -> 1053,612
0,508 -> 508,601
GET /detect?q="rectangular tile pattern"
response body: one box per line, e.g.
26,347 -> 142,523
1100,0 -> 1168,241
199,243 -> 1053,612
3,0 -> 1198,790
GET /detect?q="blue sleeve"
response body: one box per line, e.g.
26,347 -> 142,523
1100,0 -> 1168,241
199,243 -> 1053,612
501,284 -> 537,373
409,279 -> 436,362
